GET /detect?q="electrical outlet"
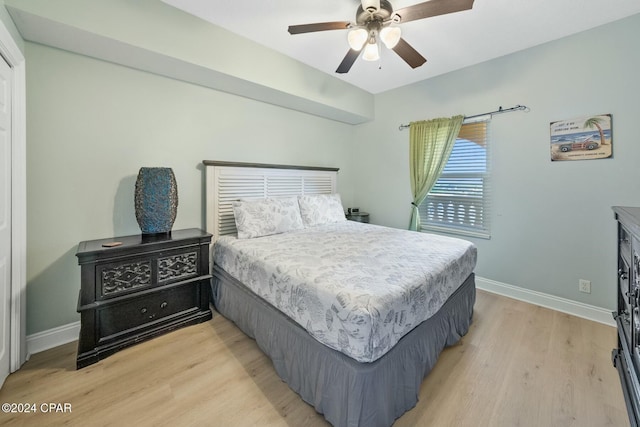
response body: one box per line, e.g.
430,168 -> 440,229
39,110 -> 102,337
579,279 -> 591,294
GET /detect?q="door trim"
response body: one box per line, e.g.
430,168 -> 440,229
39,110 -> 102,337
0,17 -> 27,371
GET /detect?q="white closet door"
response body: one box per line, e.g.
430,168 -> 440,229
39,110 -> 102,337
0,54 -> 13,388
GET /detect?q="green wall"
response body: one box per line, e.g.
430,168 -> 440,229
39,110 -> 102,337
25,42 -> 355,335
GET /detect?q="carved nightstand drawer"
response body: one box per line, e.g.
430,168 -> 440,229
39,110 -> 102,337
96,249 -> 200,300
157,250 -> 199,284
98,285 -> 199,341
76,229 -> 213,369
98,258 -> 153,298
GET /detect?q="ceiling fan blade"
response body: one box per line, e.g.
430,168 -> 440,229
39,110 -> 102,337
392,38 -> 427,68
288,21 -> 351,35
394,0 -> 474,24
336,49 -> 361,74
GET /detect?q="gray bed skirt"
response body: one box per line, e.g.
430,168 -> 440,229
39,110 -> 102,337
211,265 -> 476,427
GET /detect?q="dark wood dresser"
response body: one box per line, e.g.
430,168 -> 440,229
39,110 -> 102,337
613,206 -> 640,426
75,228 -> 213,369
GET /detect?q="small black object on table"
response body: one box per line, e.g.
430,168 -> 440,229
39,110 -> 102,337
346,211 -> 370,223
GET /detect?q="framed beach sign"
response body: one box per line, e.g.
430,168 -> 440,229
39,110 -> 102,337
550,114 -> 612,161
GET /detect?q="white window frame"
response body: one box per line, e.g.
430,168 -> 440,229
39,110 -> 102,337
419,117 -> 491,239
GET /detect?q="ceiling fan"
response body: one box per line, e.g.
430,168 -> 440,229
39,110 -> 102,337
288,0 -> 475,74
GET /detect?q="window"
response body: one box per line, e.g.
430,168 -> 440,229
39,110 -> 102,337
419,119 -> 491,239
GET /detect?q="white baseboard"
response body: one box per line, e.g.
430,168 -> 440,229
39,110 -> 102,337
476,276 -> 615,327
26,321 -> 80,357
24,277 -> 615,356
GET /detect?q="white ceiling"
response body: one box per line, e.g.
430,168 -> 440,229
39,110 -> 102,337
162,0 -> 640,94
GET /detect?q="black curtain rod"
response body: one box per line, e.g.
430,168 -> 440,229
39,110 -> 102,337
398,104 -> 529,131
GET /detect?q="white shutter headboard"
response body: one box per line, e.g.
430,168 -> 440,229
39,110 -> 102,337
203,161 -> 339,241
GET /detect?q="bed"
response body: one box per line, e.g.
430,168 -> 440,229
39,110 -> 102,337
204,161 -> 477,427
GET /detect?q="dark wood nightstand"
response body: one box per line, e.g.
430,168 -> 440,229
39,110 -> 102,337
75,228 -> 213,369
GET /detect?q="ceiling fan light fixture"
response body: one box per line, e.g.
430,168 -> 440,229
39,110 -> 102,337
361,0 -> 381,13
347,28 -> 368,51
288,0 -> 475,74
380,26 -> 401,49
362,41 -> 380,61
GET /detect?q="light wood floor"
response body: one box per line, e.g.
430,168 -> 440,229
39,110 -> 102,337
0,290 -> 629,427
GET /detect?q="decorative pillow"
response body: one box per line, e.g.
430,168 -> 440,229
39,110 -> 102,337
232,197 -> 304,239
298,194 -> 346,227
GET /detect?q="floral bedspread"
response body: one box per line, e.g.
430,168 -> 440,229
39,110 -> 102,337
213,221 -> 477,363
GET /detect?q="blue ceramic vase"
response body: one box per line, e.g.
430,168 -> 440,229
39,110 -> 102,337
134,167 -> 178,235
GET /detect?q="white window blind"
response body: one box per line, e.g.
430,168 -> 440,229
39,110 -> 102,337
419,119 -> 491,239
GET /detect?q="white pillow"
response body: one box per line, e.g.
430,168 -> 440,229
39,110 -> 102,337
232,197 -> 304,239
298,194 -> 346,227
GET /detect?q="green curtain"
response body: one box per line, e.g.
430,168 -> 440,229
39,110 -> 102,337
408,115 -> 464,231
